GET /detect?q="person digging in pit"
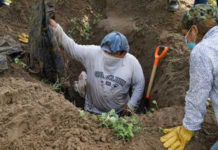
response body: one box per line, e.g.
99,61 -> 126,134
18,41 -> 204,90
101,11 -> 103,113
160,4 -> 218,150
49,19 -> 145,115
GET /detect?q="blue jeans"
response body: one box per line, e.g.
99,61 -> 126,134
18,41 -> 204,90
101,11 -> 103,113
211,141 -> 218,150
194,0 -> 218,6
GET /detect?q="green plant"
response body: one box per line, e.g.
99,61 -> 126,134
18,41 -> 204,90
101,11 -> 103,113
93,14 -> 104,25
68,16 -> 93,41
14,58 -> 27,68
152,100 -> 159,110
5,0 -> 12,4
133,25 -> 143,33
57,0 -> 66,5
146,100 -> 159,113
52,75 -> 71,92
99,109 -> 141,141
79,110 -> 86,119
209,0 -> 217,6
91,115 -> 98,120
158,127 -> 164,134
150,108 -> 156,112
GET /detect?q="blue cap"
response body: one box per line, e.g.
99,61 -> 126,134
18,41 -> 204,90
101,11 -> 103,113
101,32 -> 130,53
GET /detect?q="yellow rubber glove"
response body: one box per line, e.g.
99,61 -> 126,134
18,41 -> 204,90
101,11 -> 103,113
160,126 -> 194,150
18,33 -> 29,44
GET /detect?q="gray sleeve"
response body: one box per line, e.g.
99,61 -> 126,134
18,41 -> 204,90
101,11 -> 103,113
54,24 -> 97,66
183,49 -> 213,131
128,60 -> 145,110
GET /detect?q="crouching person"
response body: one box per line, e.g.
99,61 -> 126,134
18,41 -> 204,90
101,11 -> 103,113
49,19 -> 145,115
160,5 -> 218,150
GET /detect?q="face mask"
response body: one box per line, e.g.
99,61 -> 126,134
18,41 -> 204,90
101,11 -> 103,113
184,28 -> 196,51
103,52 -> 123,73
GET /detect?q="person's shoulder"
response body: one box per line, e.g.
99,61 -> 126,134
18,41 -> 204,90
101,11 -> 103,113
191,40 -> 208,55
191,42 -> 213,62
125,53 -> 138,61
125,53 -> 141,65
83,45 -> 102,53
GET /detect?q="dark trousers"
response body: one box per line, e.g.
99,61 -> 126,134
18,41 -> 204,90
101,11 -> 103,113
0,0 -> 4,5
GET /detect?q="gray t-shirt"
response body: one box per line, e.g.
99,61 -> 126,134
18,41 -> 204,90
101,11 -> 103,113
54,24 -> 145,114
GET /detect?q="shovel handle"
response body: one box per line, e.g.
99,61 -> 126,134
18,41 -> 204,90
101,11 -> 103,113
146,46 -> 168,99
146,65 -> 158,98
154,46 -> 168,66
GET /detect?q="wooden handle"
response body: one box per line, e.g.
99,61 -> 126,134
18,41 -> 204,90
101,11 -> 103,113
146,46 -> 168,99
146,65 -> 157,98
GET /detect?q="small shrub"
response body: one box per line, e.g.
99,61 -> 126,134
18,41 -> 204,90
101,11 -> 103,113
14,58 -> 27,68
68,16 -> 93,42
52,75 -> 71,92
99,109 -> 141,141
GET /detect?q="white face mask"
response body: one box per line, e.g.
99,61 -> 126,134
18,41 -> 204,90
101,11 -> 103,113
103,52 -> 123,73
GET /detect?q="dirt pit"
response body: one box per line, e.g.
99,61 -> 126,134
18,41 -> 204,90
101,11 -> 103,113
0,0 -> 218,149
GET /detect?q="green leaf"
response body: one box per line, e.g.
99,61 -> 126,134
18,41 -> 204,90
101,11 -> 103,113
152,100 -> 157,105
98,109 -> 141,141
158,127 -> 163,133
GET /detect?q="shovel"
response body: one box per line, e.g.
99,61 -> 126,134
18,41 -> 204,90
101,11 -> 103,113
137,46 -> 168,114
146,46 -> 168,103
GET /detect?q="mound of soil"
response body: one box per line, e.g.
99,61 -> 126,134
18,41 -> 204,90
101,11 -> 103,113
0,68 -> 118,150
0,0 -> 218,149
0,67 -> 217,150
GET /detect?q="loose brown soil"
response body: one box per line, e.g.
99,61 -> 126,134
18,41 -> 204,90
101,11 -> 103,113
0,0 -> 217,149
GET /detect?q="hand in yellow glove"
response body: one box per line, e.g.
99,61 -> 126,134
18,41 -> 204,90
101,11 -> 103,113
18,33 -> 29,44
160,125 -> 194,150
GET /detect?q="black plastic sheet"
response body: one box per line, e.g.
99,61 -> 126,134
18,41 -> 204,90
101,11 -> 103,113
29,0 -> 64,82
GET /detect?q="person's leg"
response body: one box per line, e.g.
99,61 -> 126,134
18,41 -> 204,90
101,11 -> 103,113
74,71 -> 87,98
168,0 -> 179,12
194,0 -> 208,5
211,141 -> 218,150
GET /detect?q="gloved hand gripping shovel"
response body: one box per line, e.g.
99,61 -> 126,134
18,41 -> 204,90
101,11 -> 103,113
145,46 -> 168,108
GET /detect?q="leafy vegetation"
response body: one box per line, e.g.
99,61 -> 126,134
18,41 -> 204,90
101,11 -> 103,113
158,127 -> 164,134
68,16 -> 92,42
57,0 -> 66,5
14,58 -> 27,68
99,109 -> 141,141
68,13 -> 104,42
52,75 -> 71,92
5,0 -> 12,4
79,110 -> 86,120
209,0 -> 217,6
77,109 -> 141,141
147,100 -> 159,114
93,14 -> 104,25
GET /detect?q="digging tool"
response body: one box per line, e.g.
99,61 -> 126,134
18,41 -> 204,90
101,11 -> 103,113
146,46 -> 168,99
136,46 -> 168,114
